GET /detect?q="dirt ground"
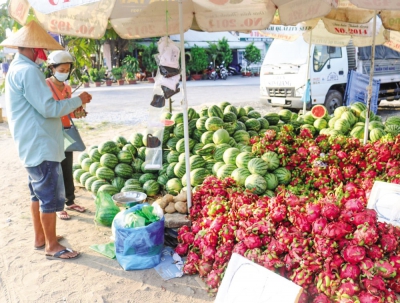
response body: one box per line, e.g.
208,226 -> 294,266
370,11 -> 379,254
0,120 -> 214,303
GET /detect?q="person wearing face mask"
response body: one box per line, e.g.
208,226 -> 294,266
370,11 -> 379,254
1,21 -> 93,260
46,50 -> 87,220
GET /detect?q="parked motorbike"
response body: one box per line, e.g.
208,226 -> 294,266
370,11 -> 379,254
228,64 -> 240,76
206,62 -> 217,80
218,62 -> 228,80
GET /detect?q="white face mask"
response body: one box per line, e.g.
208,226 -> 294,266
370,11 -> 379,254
54,71 -> 69,82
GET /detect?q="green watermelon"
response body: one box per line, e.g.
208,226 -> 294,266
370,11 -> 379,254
98,184 -> 119,196
385,125 -> 400,136
301,124 -> 317,136
78,152 -> 89,164
117,150 -> 133,164
223,148 -> 240,165
132,158 -> 144,173
129,133 -> 144,148
167,151 -> 180,164
238,116 -> 249,123
208,105 -> 224,119
114,163 -> 134,179
85,176 -> 98,191
167,162 -> 178,178
236,121 -> 246,131
178,153 -> 188,163
213,129 -> 230,145
137,146 -> 147,160
89,162 -> 101,176
278,109 -> 292,123
313,118 -> 328,131
79,172 -> 92,186
196,116 -> 208,132
257,118 -> 269,129
193,142 -> 205,155
350,102 -> 367,117
205,117 -> 224,131
205,159 -> 217,172
328,116 -> 339,128
214,143 -> 231,162
143,180 -> 160,196
245,118 -> 261,131
201,131 -> 215,145
264,173 -> 279,190
224,105 -> 238,116
176,138 -> 196,153
174,123 -> 185,139
334,119 -> 351,134
157,174 -> 169,187
245,174 -> 267,195
171,112 -> 184,124
385,116 -> 400,127
121,185 -> 144,193
174,161 -> 186,178
166,137 -> 179,150
248,130 -> 258,138
166,178 -> 183,195
91,180 -> 109,195
192,129 -> 203,142
72,163 -> 82,171
369,121 -> 384,130
96,167 -> 115,181
247,158 -> 268,176
228,137 -> 237,147
273,167 -> 292,185
81,158 -> 93,172
341,111 -> 357,126
333,106 -> 349,118
190,168 -> 209,186
263,113 -> 280,125
112,177 -> 126,191
303,113 -> 316,125
233,130 -> 250,145
370,128 -> 386,142
197,143 -> 216,157
98,141 -> 118,155
236,106 -> 247,118
88,145 -> 98,151
100,153 -> 118,169
114,136 -> 128,148
199,107 -> 209,118
247,110 -> 261,119
125,179 -> 141,187
212,162 -> 225,175
73,169 -> 86,183
261,151 -> 280,171
218,101 -> 231,111
190,155 -> 207,170
231,167 -> 251,186
223,112 -> 237,123
89,148 -> 102,162
122,144 -> 137,157
217,164 -> 237,179
244,106 -> 254,115
187,108 -> 198,120
223,122 -> 237,136
139,173 -> 157,185
350,126 -> 365,140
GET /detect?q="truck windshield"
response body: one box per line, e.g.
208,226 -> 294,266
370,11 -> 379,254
264,38 -> 310,66
313,45 -> 342,72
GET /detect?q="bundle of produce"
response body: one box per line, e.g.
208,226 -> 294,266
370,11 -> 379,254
176,176 -> 400,302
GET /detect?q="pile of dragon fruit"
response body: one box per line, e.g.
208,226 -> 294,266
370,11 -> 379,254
175,129 -> 400,303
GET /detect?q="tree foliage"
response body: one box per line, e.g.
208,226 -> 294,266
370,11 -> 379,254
217,37 -> 233,67
244,42 -> 261,67
141,42 -> 158,76
189,45 -> 209,74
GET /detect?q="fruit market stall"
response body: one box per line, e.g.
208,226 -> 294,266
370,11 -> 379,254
73,102 -> 400,302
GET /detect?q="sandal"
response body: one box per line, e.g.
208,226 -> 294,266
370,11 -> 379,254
34,235 -> 64,250
57,211 -> 71,220
65,204 -> 86,213
46,248 -> 81,260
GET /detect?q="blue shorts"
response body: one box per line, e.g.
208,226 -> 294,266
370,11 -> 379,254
26,161 -> 66,213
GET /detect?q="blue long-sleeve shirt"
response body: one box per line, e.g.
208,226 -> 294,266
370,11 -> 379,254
5,53 -> 82,167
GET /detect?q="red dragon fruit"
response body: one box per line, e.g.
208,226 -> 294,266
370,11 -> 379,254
343,198 -> 365,212
350,209 -> 377,226
202,246 -> 217,262
209,216 -> 227,233
316,270 -> 340,297
312,217 -> 328,235
203,231 -> 219,247
374,260 -> 397,279
289,267 -> 314,287
366,245 -> 384,261
186,251 -> 200,263
322,221 -> 353,240
324,254 -> 344,273
244,248 -> 262,263
243,234 -> 262,249
175,243 -> 189,256
385,289 -> 399,303
268,237 -> 288,255
312,294 -> 331,303
214,242 -> 234,266
358,291 -> 384,303
359,258 -> 376,279
380,233 -> 398,253
389,255 -> 400,270
306,203 -> 322,223
180,232 -> 195,244
205,269 -> 223,291
232,241 -> 247,256
361,275 -> 386,297
314,235 -> 338,258
293,212 -> 312,233
321,202 -> 341,221
342,245 -> 366,265
183,261 -> 198,275
387,275 -> 400,293
283,253 -> 299,271
340,263 -> 361,280
197,259 -> 213,278
352,223 -> 379,246
269,204 -> 287,222
259,250 -> 284,270
219,224 -> 236,243
337,278 -> 360,296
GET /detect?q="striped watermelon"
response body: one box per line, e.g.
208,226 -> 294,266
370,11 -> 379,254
341,111 -> 357,126
334,119 -> 351,134
114,163 -> 134,179
125,179 -> 141,187
201,131 -> 215,144
197,143 -> 216,157
114,136 -> 128,148
171,112 -> 184,124
192,129 -> 203,142
235,121 -> 246,131
261,151 -> 280,171
132,158 -> 144,173
218,101 -> 231,111
167,151 -> 180,164
301,124 -> 317,136
137,146 -> 147,160
263,113 -> 280,126
96,167 -> 115,180
273,167 -> 292,185
167,162 -> 178,178
278,109 -> 292,123
223,122 -> 237,136
139,173 -> 157,185
370,128 -> 386,142
89,162 -> 101,176
385,125 -> 400,136
333,106 -> 349,118
303,113 -> 316,125
73,169 -> 86,182
188,119 -> 197,136
244,106 -> 254,115
386,116 -> 400,127
257,118 -> 269,129
79,172 -> 92,186
212,162 -> 225,175
217,164 -> 237,179
100,153 -> 118,169
247,158 -> 268,176
140,162 -> 157,174
112,177 -> 126,191
190,168 -> 209,186
192,142 -> 205,155
214,143 -> 231,162
85,176 -> 98,191
223,148 -> 240,165
233,130 -> 250,145
238,145 -> 252,152
174,123 -> 185,139
121,185 -> 144,193
166,137 -> 179,150
157,174 -> 169,187
143,180 -> 160,196
190,155 -> 206,170
187,108 -> 198,120
328,117 -> 339,128
265,173 -> 279,190
196,116 -> 208,132
199,107 -> 209,118
166,178 -> 183,195
81,158 -> 93,172
224,105 -> 238,116
205,159 -> 216,172
350,102 -> 367,117
98,184 -> 119,196
223,112 -> 237,123
174,161 -> 186,178
313,118 -> 328,131
247,110 -> 261,119
98,141 -> 119,155
236,106 -> 247,118
208,105 -> 224,119
350,126 -> 365,140
88,145 -> 98,151
89,148 -> 102,162
248,130 -> 258,138
205,117 -> 224,131
178,153 -> 188,163
213,129 -> 230,145
369,121 -> 384,130
245,118 -> 261,131
239,116 -> 249,123
91,180 -> 109,195
72,163 -> 82,171
231,167 -> 251,186
122,144 -> 137,157
228,137 -> 237,148
78,152 -> 89,164
117,150 -> 133,164
176,138 -> 196,153
245,174 -> 267,195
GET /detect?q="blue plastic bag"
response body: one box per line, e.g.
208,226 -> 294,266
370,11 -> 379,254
113,203 -> 164,270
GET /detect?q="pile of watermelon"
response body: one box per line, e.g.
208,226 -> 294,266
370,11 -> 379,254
299,103 -> 400,142
71,102 -> 296,198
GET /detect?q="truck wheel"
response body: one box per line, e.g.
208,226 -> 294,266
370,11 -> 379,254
324,90 -> 343,115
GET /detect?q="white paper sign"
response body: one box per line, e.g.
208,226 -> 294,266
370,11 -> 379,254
349,0 -> 400,10
28,0 -> 101,14
215,253 -> 303,303
367,181 -> 400,227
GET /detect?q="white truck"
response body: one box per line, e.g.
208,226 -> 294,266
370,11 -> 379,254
260,37 -> 400,114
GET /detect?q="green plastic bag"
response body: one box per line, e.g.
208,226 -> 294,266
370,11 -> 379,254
94,191 -> 120,227
89,242 -> 116,259
132,205 -> 159,226
124,212 -> 145,228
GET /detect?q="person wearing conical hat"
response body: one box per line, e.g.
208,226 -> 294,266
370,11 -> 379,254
1,20 -> 92,260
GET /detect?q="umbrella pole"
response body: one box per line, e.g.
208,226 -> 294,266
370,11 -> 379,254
303,30 -> 312,114
363,12 -> 377,145
178,0 -> 192,209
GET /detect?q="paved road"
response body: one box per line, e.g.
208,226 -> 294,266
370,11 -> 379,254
1,75 -> 400,125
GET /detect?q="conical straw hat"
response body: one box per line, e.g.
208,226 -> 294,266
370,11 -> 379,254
0,20 -> 64,50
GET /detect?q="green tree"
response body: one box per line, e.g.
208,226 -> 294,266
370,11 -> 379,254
141,42 -> 158,77
206,42 -> 220,68
188,45 -> 208,74
244,42 -> 261,70
217,37 -> 233,67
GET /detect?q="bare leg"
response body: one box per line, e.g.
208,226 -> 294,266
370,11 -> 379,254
31,201 -> 45,248
41,212 -> 79,258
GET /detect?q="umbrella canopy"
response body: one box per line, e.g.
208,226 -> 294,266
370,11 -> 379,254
9,0 -> 339,39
